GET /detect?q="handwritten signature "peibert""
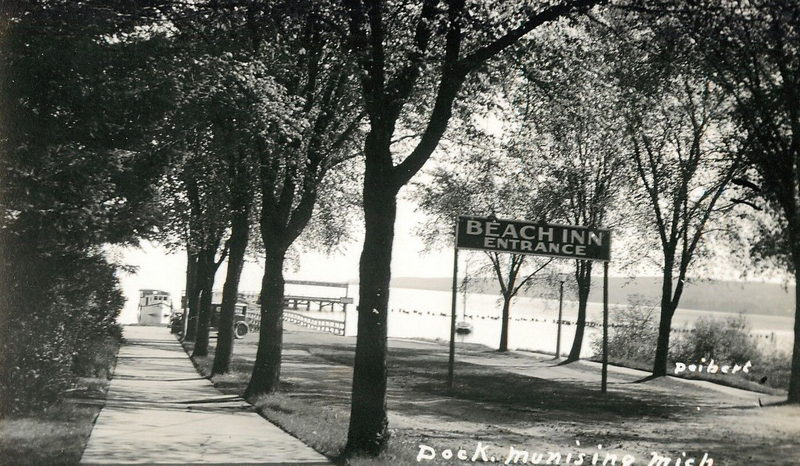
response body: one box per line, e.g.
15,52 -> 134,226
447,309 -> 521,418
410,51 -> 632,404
675,358 -> 752,375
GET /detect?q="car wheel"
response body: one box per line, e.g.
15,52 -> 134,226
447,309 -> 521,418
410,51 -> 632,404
234,322 -> 249,339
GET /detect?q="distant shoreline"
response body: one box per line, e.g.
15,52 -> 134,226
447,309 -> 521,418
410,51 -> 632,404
378,276 -> 795,318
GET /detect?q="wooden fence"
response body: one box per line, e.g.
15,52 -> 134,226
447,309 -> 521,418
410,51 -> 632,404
247,310 -> 345,336
283,311 -> 345,336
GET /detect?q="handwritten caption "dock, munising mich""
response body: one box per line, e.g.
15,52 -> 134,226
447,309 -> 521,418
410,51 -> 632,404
416,441 -> 714,465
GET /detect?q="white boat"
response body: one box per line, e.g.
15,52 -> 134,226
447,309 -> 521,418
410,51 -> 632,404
137,289 -> 172,326
455,321 -> 473,335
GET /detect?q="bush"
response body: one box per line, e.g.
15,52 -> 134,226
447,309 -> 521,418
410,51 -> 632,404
591,295 -> 661,365
0,249 -> 124,416
591,298 -> 792,391
1,315 -> 75,412
1,7 -> 165,415
754,350 -> 792,389
671,314 -> 761,365
73,330 -> 122,380
672,315 -> 791,390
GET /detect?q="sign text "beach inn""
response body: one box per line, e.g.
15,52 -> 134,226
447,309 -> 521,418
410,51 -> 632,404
456,216 -> 611,262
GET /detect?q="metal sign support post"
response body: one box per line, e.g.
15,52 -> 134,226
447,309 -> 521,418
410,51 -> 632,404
601,261 -> 609,393
447,240 -> 459,392
556,280 -> 564,358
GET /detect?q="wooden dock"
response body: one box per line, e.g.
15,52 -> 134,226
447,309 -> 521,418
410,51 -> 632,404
236,280 -> 351,336
182,280 -> 351,337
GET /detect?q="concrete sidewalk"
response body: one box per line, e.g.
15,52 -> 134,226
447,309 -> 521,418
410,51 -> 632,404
80,325 -> 331,465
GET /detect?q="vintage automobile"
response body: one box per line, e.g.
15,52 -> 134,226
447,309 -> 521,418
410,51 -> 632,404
210,302 -> 250,339
169,312 -> 183,334
170,301 -> 250,339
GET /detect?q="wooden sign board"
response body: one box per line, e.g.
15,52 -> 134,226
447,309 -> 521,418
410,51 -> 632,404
456,215 -> 611,262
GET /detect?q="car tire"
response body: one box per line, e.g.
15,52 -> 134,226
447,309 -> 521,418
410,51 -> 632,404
234,322 -> 249,339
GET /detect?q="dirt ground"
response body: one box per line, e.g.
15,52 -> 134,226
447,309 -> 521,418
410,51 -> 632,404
206,325 -> 800,465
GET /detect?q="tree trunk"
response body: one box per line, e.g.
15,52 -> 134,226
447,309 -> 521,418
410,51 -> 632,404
565,261 -> 593,363
192,252 -> 216,358
498,294 -> 512,352
652,305 -> 675,377
184,259 -> 203,343
245,247 -> 287,397
652,263 -> 675,377
790,272 -> 800,402
184,175 -> 202,342
787,223 -> 800,402
345,175 -> 397,456
184,284 -> 201,342
211,205 -> 250,375
182,250 -> 199,341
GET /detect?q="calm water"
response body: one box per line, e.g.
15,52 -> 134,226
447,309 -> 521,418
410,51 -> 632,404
293,285 -> 794,357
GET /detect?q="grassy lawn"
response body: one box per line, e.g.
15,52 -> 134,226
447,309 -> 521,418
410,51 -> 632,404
0,338 -> 120,465
588,355 -> 789,396
185,328 -> 800,465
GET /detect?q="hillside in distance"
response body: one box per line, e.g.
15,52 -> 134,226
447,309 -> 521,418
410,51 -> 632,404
389,276 -> 795,317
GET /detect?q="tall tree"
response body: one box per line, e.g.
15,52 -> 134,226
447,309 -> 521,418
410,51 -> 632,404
621,64 -> 739,377
415,150 -> 555,352
179,52 -> 269,373
185,153 -> 230,356
212,142 -> 255,375
504,27 -> 627,363
168,64 -> 234,355
145,5 -> 265,355
145,18 -> 276,358
243,3 -> 363,397
678,0 -> 800,401
142,0 -> 362,377
338,0 -> 607,454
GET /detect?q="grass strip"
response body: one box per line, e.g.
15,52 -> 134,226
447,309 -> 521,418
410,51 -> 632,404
588,356 -> 787,396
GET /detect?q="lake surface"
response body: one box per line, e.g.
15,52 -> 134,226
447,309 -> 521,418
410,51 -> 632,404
290,285 -> 794,357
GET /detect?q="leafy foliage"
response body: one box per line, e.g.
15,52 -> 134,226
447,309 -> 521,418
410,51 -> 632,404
672,315 -> 761,364
592,296 -> 661,364
0,2 -> 169,414
603,16 -> 745,376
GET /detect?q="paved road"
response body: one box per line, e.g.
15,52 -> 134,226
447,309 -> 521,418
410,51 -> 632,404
80,325 -> 331,465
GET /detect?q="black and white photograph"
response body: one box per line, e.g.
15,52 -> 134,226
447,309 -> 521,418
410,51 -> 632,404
1,1 -> 798,464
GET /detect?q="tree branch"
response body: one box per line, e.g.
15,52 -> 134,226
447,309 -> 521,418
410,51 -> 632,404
512,258 -> 553,296
458,0 -> 606,71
